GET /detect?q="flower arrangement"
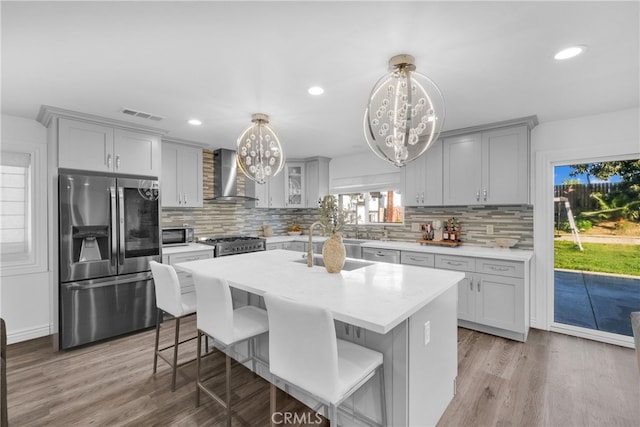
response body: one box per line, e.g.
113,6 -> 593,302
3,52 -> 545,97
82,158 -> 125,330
318,195 -> 347,234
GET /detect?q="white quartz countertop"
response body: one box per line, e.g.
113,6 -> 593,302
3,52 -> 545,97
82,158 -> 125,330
266,235 -> 328,243
175,249 -> 464,334
162,243 -> 214,255
265,236 -> 533,261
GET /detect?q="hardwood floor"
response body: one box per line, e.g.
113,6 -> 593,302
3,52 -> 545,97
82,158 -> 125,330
5,319 -> 639,426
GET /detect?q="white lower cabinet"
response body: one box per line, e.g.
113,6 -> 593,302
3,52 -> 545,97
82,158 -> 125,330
434,253 -> 528,341
162,249 -> 214,294
362,247 -> 400,264
400,251 -> 435,267
266,242 -> 284,250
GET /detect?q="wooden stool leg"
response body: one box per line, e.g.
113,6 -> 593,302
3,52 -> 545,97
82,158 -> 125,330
153,309 -> 162,373
225,354 -> 232,427
195,330 -> 202,407
171,317 -> 181,392
270,383 -> 277,427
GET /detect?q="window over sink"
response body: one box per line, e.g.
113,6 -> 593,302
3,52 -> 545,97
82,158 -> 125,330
337,190 -> 403,225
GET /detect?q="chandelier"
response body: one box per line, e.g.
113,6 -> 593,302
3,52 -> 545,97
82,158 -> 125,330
364,54 -> 445,167
236,113 -> 284,184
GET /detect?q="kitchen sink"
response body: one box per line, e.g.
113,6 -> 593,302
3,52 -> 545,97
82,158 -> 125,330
293,256 -> 373,271
341,239 -> 366,258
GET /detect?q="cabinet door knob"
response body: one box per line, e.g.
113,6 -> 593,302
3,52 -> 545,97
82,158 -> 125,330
116,155 -> 121,170
469,278 -> 473,291
107,154 -> 112,169
477,279 -> 481,292
476,190 -> 480,201
483,189 -> 487,201
421,192 -> 425,203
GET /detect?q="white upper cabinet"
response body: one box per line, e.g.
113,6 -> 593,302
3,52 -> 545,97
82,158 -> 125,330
58,119 -> 114,172
442,133 -> 483,205
305,157 -> 330,208
161,141 -> 203,208
401,140 -> 443,206
284,162 -> 305,208
246,157 -> 329,209
57,117 -> 161,176
443,124 -> 530,205
247,170 -> 285,208
481,126 -> 529,205
113,128 -> 160,176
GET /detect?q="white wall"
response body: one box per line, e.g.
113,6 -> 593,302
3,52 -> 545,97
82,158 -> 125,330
530,108 -> 640,332
0,114 -> 52,344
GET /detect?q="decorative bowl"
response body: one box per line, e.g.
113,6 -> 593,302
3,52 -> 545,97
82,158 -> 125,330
494,238 -> 518,248
288,231 -> 302,236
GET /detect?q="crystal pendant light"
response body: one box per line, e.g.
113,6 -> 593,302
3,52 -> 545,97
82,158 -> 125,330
236,113 -> 284,184
364,54 -> 445,167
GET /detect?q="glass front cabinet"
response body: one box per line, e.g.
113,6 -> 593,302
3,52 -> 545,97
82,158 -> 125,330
284,162 -> 305,208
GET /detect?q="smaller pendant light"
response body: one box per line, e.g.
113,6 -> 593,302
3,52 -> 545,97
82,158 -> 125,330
236,113 -> 284,184
364,54 -> 445,167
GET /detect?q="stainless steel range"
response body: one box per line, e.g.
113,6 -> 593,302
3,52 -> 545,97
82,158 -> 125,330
200,236 -> 266,257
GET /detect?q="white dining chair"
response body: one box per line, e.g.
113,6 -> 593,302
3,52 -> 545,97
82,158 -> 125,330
263,293 -> 386,427
193,272 -> 269,427
149,261 -> 198,392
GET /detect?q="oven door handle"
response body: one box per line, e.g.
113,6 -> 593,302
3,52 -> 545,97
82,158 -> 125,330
118,186 -> 125,266
110,186 -> 117,267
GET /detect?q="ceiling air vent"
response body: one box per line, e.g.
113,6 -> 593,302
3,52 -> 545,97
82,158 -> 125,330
121,108 -> 164,121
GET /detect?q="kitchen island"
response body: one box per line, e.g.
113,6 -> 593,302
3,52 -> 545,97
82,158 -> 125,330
175,249 -> 464,426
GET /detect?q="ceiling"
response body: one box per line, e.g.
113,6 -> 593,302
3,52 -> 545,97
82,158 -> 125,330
2,1 -> 638,160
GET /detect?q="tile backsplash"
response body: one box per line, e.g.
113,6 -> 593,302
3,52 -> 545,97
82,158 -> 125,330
162,203 -> 533,250
162,149 -> 533,249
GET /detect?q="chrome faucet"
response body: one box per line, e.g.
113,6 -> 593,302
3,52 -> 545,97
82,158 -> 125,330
308,221 -> 326,267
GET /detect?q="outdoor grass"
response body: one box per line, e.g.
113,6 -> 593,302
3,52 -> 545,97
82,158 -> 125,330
554,240 -> 640,276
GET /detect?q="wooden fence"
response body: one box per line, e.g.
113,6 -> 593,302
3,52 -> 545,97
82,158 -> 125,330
554,183 -> 619,213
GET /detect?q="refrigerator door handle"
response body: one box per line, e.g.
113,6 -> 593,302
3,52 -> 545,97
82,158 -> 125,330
62,272 -> 153,290
110,186 -> 117,266
118,186 -> 125,266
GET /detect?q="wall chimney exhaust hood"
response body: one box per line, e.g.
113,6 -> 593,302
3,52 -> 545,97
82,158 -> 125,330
208,148 -> 257,201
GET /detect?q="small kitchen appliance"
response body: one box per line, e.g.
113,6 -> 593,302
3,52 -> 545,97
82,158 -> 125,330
162,227 -> 194,246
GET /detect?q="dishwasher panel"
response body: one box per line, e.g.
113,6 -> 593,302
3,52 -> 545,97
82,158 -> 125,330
362,247 -> 400,264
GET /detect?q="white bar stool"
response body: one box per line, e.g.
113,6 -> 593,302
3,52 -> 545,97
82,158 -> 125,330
264,293 -> 386,427
193,272 -> 269,427
149,261 -> 198,392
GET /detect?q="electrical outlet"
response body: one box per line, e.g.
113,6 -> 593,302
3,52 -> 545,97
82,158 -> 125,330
424,321 -> 431,345
486,224 -> 494,235
411,223 -> 421,232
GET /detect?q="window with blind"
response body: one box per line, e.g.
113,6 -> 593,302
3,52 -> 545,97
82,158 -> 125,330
0,152 -> 31,261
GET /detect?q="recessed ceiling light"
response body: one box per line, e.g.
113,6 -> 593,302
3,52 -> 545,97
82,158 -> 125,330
554,45 -> 587,60
188,119 -> 202,126
308,86 -> 324,95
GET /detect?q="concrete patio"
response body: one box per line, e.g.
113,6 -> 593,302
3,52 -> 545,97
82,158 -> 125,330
554,269 -> 640,337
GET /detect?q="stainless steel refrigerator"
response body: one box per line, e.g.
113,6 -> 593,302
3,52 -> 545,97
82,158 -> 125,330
58,171 -> 160,349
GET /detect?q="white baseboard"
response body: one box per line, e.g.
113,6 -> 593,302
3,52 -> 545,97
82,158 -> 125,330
7,324 -> 51,345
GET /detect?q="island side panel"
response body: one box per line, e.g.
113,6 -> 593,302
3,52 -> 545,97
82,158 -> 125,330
409,284 -> 458,426
348,319 -> 409,426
